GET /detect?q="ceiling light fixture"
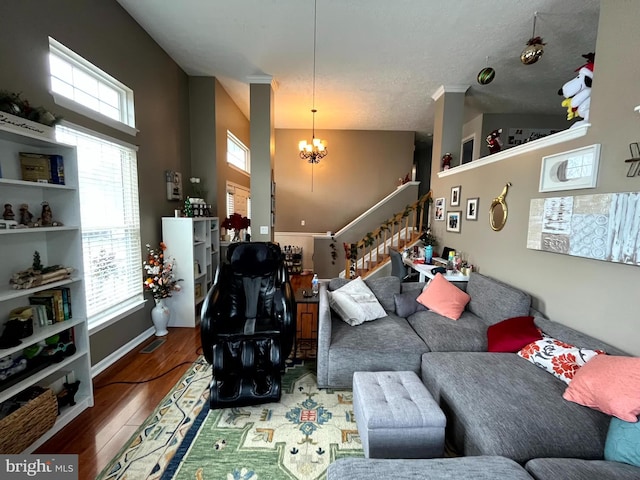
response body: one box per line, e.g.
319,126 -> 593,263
299,0 -> 327,165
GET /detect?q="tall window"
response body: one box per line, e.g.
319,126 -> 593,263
227,131 -> 250,173
56,126 -> 142,327
49,38 -> 142,330
48,37 -> 136,136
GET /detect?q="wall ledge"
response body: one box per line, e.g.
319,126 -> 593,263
437,124 -> 590,178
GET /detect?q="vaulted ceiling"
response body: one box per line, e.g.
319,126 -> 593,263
117,0 -> 600,141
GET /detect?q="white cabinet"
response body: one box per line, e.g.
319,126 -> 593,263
161,217 -> 214,327
210,217 -> 220,282
0,122 -> 93,452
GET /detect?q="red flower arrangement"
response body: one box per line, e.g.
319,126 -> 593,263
222,213 -> 250,231
222,213 -> 250,241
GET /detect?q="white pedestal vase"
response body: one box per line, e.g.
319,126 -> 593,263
151,298 -> 170,336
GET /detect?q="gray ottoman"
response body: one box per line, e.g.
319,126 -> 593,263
353,371 -> 446,458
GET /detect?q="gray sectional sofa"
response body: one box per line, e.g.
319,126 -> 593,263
317,273 -> 637,477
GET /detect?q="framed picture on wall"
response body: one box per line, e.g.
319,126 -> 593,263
434,197 -> 445,221
466,197 -> 479,220
450,185 -> 461,207
165,170 -> 183,201
539,144 -> 601,192
447,211 -> 461,233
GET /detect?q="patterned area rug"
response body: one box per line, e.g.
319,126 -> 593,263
96,358 -> 212,480
98,359 -> 363,480
162,360 -> 363,479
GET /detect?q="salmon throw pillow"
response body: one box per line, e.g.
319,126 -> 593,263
416,273 -> 470,320
563,355 -> 640,422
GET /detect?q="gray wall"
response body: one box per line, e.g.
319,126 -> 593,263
215,78 -> 251,221
1,0 -> 191,364
429,1 -> 640,357
274,129 -> 415,233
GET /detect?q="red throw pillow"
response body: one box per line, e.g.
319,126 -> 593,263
487,316 -> 542,352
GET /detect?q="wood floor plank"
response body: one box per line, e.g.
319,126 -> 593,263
35,326 -> 202,478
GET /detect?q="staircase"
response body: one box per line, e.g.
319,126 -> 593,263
344,191 -> 432,278
311,182 -> 430,279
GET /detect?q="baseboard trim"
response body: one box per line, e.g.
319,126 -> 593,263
91,327 -> 155,378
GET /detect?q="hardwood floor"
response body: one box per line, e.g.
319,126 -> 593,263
35,326 -> 202,480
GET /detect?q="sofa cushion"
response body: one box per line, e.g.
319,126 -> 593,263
517,337 -> 605,384
326,312 -> 430,388
365,276 -> 401,311
417,273 -> 470,320
563,355 -> 640,422
525,457 -> 640,480
487,316 -> 542,353
408,310 -> 489,352
328,456 -> 535,480
465,273 -> 531,326
605,416 -> 640,468
393,290 -> 427,317
328,276 -> 387,326
420,352 -> 612,463
534,316 -> 629,356
328,276 -> 401,312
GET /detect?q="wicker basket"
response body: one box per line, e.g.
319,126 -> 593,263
0,388 -> 58,454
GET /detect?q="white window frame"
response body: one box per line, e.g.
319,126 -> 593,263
48,37 -> 137,136
56,122 -> 144,335
227,130 -> 250,174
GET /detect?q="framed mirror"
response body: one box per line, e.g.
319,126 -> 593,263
489,182 -> 511,231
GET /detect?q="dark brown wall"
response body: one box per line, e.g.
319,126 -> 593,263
1,0 -> 191,364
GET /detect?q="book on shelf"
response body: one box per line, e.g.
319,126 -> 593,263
31,304 -> 49,328
29,288 -> 71,323
28,295 -> 56,325
19,152 -> 65,185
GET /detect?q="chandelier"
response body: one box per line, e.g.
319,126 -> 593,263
299,0 -> 327,164
299,109 -> 327,164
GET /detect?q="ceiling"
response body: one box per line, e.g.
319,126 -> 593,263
116,0 -> 600,142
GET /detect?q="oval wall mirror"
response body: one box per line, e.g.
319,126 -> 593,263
489,182 -> 511,231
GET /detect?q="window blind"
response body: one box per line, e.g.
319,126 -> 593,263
56,125 -> 143,323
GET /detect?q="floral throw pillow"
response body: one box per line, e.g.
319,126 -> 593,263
517,337 -> 606,384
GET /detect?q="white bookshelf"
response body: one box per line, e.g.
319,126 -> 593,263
161,217 -> 214,327
210,217 -> 220,284
0,122 -> 93,452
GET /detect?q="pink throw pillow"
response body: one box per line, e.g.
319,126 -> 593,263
416,273 -> 470,320
487,316 -> 542,353
563,355 -> 640,422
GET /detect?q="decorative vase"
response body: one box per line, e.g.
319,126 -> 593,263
232,229 -> 242,242
151,298 -> 170,336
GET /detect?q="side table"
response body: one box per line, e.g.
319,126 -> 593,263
294,287 -> 319,359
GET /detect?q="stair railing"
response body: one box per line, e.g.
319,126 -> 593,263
344,191 -> 432,278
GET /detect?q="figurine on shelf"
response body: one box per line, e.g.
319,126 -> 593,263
19,204 -> 34,226
486,128 -> 503,154
3,203 -> 15,220
442,152 -> 453,170
39,201 -> 53,226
